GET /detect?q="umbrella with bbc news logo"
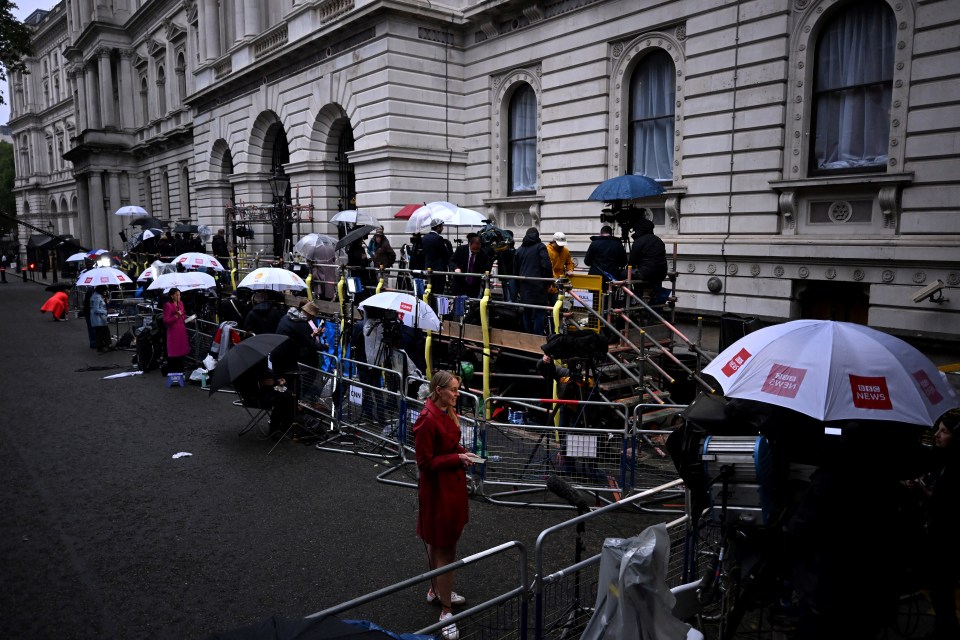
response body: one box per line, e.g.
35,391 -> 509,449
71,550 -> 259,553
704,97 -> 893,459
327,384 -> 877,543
701,319 -> 958,427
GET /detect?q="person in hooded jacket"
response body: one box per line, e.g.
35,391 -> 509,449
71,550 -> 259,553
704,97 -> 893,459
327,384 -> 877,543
243,291 -> 284,335
272,301 -> 324,375
583,225 -> 627,284
628,218 -> 668,298
515,227 -> 552,335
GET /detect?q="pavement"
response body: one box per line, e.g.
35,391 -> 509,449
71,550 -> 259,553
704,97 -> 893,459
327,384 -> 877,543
0,275 -> 660,640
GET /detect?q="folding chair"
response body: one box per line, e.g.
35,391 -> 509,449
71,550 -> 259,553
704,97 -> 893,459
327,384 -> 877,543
233,387 -> 273,438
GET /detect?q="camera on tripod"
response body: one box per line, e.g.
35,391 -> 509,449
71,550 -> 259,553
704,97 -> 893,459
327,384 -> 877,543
600,202 -> 648,230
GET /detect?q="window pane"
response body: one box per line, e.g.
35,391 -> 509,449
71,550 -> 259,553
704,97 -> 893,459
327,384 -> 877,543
628,50 -> 675,181
508,85 -> 537,194
812,2 -> 895,171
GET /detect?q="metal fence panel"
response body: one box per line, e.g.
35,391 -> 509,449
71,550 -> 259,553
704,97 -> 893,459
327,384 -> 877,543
480,397 -> 632,506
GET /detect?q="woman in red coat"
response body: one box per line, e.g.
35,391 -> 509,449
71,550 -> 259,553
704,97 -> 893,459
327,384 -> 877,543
413,370 -> 475,640
162,288 -> 192,375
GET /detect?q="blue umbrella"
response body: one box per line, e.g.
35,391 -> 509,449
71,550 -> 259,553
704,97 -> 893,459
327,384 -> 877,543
588,174 -> 665,201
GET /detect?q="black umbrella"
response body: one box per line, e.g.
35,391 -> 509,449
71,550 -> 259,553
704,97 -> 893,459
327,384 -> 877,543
206,615 -> 398,640
174,223 -> 200,234
132,216 -> 164,228
45,283 -> 74,292
335,225 -> 377,250
207,334 -> 290,395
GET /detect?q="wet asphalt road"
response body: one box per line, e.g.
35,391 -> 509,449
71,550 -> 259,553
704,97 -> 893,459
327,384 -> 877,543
0,277 -> 659,640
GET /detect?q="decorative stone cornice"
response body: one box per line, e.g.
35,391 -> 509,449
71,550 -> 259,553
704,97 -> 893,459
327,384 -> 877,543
146,38 -> 166,58
164,18 -> 187,42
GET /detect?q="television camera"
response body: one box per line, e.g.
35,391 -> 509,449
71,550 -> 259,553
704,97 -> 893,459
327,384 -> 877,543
600,201 -> 652,247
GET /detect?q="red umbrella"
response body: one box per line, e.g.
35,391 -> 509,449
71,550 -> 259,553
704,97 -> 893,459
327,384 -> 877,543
40,291 -> 69,321
393,204 -> 421,219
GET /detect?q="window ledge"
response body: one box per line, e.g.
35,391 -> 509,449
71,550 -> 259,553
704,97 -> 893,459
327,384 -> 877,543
770,173 -> 913,235
769,172 -> 913,190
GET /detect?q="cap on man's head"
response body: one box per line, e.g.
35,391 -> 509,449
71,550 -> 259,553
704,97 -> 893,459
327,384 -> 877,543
600,225 -> 613,235
552,232 -> 567,246
430,218 -> 445,229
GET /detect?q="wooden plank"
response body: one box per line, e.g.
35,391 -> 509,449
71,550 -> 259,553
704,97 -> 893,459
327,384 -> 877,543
439,319 -> 546,353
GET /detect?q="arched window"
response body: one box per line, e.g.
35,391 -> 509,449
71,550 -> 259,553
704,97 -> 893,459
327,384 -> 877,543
811,1 -> 895,174
508,84 -> 537,195
176,52 -> 187,103
140,76 -> 149,124
628,49 -> 675,181
156,65 -> 167,115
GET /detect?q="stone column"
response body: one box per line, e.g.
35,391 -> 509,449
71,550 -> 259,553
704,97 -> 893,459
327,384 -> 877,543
200,0 -> 221,62
107,171 -> 123,249
97,49 -> 116,128
234,0 -> 245,43
118,50 -> 136,130
84,62 -> 100,129
70,67 -> 87,130
76,178 -> 91,248
243,0 -> 260,38
88,172 -> 107,250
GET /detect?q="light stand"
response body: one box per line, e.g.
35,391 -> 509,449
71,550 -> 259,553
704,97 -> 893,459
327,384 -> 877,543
267,166 -> 290,263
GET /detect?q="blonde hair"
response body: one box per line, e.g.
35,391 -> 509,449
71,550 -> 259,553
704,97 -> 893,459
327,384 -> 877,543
429,370 -> 461,427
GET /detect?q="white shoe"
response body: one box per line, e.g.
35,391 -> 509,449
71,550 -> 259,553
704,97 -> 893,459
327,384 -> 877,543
439,611 -> 459,640
427,590 -> 466,606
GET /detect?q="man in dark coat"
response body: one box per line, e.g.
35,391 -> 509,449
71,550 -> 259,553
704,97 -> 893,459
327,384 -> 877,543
421,220 -> 452,296
242,291 -> 284,335
584,225 -> 627,284
211,228 -> 229,262
449,234 -> 492,298
628,218 -> 668,296
515,227 -> 552,335
272,301 -> 323,375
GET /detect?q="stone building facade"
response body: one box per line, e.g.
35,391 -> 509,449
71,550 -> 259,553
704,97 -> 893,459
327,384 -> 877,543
8,0 -> 959,340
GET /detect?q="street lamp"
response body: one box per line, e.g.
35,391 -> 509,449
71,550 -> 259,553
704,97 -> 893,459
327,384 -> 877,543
267,166 -> 290,261
46,222 -> 58,282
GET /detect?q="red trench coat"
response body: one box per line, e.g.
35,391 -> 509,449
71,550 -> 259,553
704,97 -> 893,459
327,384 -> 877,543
413,398 -> 468,547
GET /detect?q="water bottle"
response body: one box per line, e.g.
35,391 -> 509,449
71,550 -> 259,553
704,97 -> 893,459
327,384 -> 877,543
508,409 -> 518,424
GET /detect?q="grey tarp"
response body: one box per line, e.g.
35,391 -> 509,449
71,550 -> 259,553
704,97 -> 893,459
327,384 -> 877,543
579,524 -> 701,640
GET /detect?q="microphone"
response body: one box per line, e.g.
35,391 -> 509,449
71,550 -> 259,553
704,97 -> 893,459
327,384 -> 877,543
547,474 -> 592,512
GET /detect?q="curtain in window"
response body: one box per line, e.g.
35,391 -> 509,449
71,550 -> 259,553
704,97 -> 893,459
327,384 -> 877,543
813,3 -> 895,170
629,50 -> 675,181
509,85 -> 537,194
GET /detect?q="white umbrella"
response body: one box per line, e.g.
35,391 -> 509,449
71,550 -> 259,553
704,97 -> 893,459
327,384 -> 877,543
359,292 -> 441,332
147,271 -> 217,292
329,210 -> 378,226
76,267 -> 133,287
702,319 -> 959,426
237,267 -> 308,292
66,252 -> 89,263
445,207 -> 487,227
293,233 -> 339,261
139,262 -> 176,282
174,252 -> 226,271
115,205 -> 149,216
404,201 -> 457,233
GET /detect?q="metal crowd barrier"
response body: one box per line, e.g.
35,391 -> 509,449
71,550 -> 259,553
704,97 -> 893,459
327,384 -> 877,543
300,481 -> 686,640
375,376 -> 483,490
480,397 -> 632,508
532,480 -> 687,640
297,356 -> 340,434
306,540 -> 529,640
629,403 -> 689,505
316,357 -> 405,460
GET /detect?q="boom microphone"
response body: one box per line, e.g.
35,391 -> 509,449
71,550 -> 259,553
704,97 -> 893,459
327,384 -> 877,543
547,474 -> 592,512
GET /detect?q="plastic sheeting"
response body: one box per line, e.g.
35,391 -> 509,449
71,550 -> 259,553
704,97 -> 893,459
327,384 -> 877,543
580,524 -> 702,640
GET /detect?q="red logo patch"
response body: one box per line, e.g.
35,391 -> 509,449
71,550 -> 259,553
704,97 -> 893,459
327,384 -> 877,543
849,375 -> 893,410
720,348 -> 752,377
399,302 -> 413,312
761,364 -> 807,398
912,369 -> 944,405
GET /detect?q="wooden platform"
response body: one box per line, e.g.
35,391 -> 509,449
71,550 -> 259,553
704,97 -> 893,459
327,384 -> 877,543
438,319 -> 547,354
